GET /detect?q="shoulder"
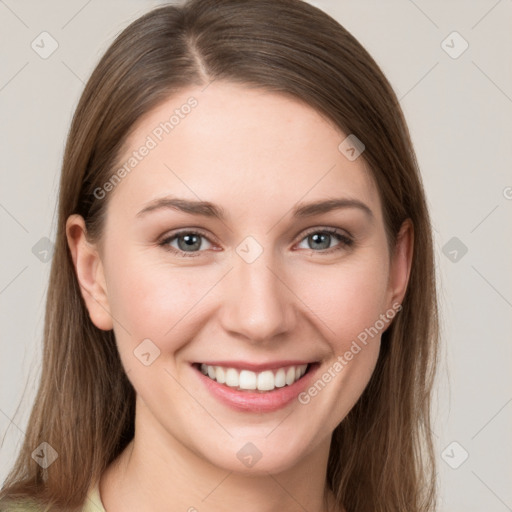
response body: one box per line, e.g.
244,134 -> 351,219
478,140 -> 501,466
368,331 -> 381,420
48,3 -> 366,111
0,498 -> 43,512
0,483 -> 104,512
0,480 -> 103,512
83,480 -> 106,512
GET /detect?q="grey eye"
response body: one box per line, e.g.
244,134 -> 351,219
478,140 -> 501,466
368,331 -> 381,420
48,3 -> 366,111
166,232 -> 212,253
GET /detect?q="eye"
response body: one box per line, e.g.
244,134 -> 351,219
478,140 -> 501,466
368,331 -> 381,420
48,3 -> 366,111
159,227 -> 354,258
159,230 -> 214,257
296,227 -> 353,253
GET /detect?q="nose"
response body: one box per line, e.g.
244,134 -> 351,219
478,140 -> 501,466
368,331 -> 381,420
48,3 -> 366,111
218,249 -> 296,345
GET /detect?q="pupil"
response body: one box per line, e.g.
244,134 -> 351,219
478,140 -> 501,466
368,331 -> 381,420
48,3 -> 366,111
179,234 -> 200,251
310,233 -> 330,250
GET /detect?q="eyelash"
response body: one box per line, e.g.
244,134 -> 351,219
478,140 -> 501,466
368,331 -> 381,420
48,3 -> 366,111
158,227 -> 354,258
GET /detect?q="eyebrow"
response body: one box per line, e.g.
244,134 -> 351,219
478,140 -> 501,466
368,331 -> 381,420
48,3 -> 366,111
136,196 -> 373,220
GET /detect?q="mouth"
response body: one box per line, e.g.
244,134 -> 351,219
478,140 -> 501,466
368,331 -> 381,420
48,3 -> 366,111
192,361 -> 315,393
192,360 -> 320,412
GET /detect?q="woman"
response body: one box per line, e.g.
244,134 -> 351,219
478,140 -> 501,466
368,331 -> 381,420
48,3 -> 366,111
0,0 -> 439,511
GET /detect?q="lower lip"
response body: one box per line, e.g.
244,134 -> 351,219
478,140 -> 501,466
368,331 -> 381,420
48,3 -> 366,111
193,363 -> 319,412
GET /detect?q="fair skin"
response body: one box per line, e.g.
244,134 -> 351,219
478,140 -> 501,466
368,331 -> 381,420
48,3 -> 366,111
67,82 -> 412,512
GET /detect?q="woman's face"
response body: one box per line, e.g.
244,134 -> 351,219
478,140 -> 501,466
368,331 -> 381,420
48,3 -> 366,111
69,82 -> 411,474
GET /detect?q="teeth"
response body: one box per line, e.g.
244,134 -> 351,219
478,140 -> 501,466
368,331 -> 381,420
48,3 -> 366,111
199,363 -> 308,392
257,370 -> 274,391
239,370 -> 257,390
285,367 -> 296,385
274,368 -> 286,388
215,366 -> 226,384
225,368 -> 239,387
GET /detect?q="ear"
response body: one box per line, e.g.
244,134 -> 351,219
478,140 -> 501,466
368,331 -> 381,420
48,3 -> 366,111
386,218 -> 414,308
66,214 -> 113,331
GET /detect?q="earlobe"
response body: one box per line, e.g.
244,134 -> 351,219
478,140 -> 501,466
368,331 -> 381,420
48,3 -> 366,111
65,214 -> 114,331
388,219 -> 414,307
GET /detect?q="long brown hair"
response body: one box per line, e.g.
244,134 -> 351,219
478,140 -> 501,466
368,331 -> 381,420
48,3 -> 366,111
0,1 -> 439,511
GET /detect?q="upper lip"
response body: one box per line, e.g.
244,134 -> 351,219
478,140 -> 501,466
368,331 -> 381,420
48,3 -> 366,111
194,360 -> 316,372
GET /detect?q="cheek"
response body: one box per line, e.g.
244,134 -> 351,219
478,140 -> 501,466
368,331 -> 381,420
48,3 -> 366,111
104,238 -> 390,361
292,253 -> 390,348
104,250 -> 212,344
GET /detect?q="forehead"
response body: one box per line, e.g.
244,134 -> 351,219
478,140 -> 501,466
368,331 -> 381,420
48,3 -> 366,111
108,81 -> 380,221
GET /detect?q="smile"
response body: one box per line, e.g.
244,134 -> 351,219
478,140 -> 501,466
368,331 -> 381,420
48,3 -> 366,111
198,363 -> 309,392
192,360 -> 320,412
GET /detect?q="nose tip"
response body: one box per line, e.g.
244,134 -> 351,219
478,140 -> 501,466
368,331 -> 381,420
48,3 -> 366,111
219,257 -> 295,344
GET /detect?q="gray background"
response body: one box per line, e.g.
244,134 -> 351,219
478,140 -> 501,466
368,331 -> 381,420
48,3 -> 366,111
1,1 -> 511,510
